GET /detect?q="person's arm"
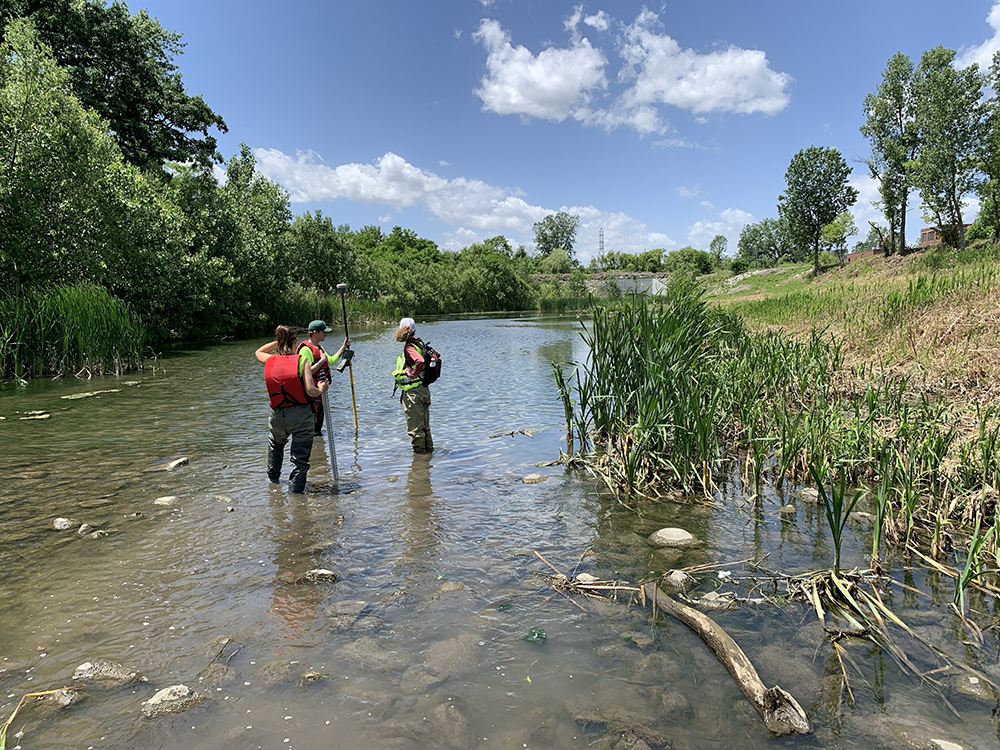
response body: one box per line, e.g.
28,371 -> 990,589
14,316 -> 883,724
303,372 -> 329,398
254,340 -> 277,363
326,337 -> 350,367
404,340 -> 424,378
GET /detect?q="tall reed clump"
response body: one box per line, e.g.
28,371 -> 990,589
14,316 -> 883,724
559,277 -> 1000,569
0,284 -> 144,381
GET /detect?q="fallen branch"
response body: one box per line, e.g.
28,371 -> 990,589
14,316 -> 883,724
641,581 -> 811,736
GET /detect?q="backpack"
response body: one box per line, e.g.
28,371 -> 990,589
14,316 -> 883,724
421,341 -> 441,385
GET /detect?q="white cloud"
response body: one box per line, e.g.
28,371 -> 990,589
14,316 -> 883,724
252,147 -> 673,260
653,135 -> 706,149
957,2 -> 1000,69
700,200 -> 714,210
584,10 -> 611,32
686,208 -> 754,252
472,8 -> 791,138
675,184 -> 700,198
619,9 -> 791,117
473,18 -> 608,121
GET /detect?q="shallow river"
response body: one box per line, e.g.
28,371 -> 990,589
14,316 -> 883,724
1,315 -> 997,749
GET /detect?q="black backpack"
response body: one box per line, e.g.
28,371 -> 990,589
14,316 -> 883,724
421,341 -> 441,385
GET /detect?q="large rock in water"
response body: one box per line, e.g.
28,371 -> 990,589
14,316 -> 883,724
648,528 -> 695,548
141,685 -> 206,717
72,659 -> 145,687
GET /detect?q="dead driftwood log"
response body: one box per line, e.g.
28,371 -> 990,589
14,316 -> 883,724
641,582 -> 811,736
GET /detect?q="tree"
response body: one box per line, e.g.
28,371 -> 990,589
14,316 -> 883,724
778,146 -> 858,275
819,211 -> 858,264
977,50 -> 1000,243
533,211 -> 579,258
539,247 -> 572,274
709,235 -> 727,267
860,52 -> 919,255
911,46 -> 983,250
1,0 -> 227,171
736,218 -> 792,267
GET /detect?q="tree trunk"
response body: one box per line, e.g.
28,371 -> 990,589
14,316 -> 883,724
641,582 -> 811,736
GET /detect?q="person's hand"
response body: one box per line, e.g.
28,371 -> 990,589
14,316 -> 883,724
318,380 -> 330,393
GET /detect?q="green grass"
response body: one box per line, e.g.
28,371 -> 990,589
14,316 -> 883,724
0,284 -> 145,381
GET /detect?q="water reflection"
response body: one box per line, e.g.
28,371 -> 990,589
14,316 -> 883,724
399,452 -> 440,576
267,485 -> 328,645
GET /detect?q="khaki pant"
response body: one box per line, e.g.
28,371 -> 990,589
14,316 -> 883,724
401,385 -> 433,453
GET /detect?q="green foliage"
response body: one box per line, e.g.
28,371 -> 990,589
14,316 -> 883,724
0,283 -> 144,381
0,0 -> 227,170
819,211 -> 858,263
737,217 -> 794,267
539,247 -> 573,274
533,211 -> 579,258
860,52 -> 919,255
663,246 -> 713,276
594,248 -> 664,272
911,47 -> 983,249
779,146 -> 858,275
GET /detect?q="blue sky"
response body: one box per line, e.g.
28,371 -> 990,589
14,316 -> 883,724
136,0 -> 1000,263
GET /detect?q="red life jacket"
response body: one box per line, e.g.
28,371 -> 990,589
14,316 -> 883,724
264,354 -> 310,408
298,339 -> 330,383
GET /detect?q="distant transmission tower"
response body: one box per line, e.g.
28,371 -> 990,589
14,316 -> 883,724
599,227 -> 604,256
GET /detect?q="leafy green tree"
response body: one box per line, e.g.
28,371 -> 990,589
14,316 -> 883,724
709,235 -> 727,266
287,210 -> 356,293
736,218 -> 792,267
533,211 -> 579,258
976,50 -> 1000,243
0,0 -> 227,170
819,211 -> 858,264
853,223 -> 888,252
539,247 -> 573,274
778,146 -> 858,275
860,52 -> 919,255
911,46 -> 984,250
0,18 -> 146,290
662,247 -> 713,276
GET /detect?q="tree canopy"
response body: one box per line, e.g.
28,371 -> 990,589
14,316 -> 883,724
778,146 -> 858,275
533,211 -> 580,258
0,0 -> 227,170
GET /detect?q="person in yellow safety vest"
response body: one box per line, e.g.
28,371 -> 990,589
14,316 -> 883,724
255,325 -> 329,493
297,319 -> 350,436
393,317 -> 433,453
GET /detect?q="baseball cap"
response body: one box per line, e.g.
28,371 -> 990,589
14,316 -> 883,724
308,320 -> 333,332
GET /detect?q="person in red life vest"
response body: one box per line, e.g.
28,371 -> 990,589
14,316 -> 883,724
297,319 -> 350,436
255,325 -> 330,493
393,317 -> 433,453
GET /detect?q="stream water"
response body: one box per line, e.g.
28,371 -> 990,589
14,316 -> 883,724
0,315 -> 997,749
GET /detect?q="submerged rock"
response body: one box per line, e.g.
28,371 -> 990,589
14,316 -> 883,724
51,517 -> 78,531
153,496 -> 179,506
197,663 -> 240,689
659,570 -> 695,591
72,659 -> 145,686
647,528 -> 695,548
252,660 -> 309,687
522,473 -> 546,484
300,568 -> 338,583
141,685 -> 206,717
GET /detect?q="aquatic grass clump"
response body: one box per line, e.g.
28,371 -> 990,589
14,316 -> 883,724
0,283 -> 144,381
558,275 -> 1000,576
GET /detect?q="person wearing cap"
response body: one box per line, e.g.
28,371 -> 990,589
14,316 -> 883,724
298,320 -> 351,437
393,317 -> 434,453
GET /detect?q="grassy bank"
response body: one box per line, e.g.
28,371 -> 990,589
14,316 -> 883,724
557,246 -> 1000,586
